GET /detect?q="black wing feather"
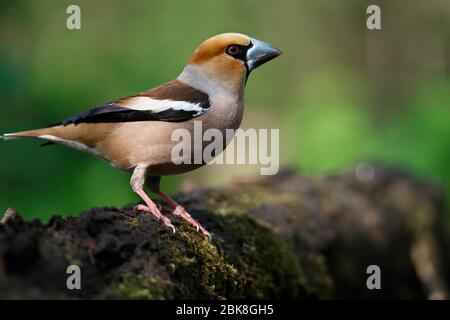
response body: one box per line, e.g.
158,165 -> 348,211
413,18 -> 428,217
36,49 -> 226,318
55,80 -> 211,126
57,103 -> 205,126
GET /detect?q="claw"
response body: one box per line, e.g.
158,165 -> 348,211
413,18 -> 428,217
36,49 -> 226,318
135,204 -> 175,234
155,191 -> 212,239
171,205 -> 211,239
199,227 -> 211,241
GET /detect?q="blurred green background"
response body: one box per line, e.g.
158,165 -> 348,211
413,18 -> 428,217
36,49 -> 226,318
0,0 -> 449,221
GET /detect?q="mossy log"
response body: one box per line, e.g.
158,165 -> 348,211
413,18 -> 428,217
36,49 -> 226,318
0,165 -> 449,299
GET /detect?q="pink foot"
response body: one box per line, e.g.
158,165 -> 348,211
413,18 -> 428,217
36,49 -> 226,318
172,205 -> 211,240
159,204 -> 173,213
135,204 -> 176,234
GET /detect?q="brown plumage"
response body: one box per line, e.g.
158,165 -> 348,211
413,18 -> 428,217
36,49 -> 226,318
135,79 -> 210,104
2,33 -> 282,238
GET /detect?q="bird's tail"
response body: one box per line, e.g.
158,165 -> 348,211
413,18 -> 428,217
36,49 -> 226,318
1,127 -> 58,141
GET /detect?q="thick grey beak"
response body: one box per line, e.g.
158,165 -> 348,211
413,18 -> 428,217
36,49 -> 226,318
246,38 -> 283,72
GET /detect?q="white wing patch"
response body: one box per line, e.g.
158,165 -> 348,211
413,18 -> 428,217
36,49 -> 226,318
120,97 -> 206,116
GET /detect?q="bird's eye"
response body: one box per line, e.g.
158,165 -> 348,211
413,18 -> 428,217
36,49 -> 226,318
226,45 -> 240,56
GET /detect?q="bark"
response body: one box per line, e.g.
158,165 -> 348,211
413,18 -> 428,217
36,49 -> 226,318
0,165 -> 449,299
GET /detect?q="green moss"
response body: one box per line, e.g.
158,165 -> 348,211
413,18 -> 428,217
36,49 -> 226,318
210,214 -> 307,299
161,224 -> 240,299
105,273 -> 171,300
154,207 -> 330,299
205,186 -> 301,217
123,215 -> 140,229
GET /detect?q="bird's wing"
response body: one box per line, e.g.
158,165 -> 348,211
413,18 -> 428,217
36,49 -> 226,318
58,80 -> 210,126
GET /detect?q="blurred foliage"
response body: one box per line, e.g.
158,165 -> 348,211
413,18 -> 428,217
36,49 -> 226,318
0,0 -> 449,220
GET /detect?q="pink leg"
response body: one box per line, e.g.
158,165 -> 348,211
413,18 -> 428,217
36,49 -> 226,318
156,191 -> 211,239
135,188 -> 175,233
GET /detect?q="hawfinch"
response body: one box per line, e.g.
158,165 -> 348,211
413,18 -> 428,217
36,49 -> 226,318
1,33 -> 282,238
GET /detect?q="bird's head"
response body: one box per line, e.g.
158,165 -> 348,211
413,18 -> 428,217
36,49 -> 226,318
179,33 -> 282,96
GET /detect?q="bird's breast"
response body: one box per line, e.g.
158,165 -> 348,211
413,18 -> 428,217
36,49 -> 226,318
201,94 -> 244,131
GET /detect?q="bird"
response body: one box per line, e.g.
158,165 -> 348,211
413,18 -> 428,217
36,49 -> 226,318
1,33 -> 282,239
